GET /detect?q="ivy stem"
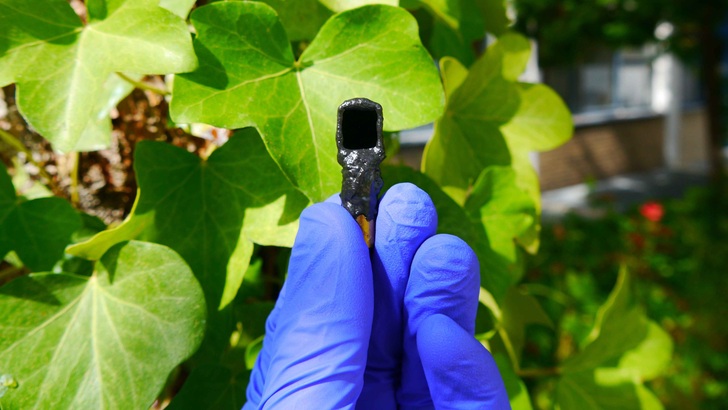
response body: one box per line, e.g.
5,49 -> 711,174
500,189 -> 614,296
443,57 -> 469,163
0,128 -> 60,194
116,72 -> 170,96
497,325 -> 522,373
69,151 -> 80,207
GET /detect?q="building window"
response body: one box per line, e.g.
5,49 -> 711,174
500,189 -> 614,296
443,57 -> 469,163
542,45 -> 704,125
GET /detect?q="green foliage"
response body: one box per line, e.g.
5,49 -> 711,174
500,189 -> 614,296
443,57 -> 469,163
0,163 -> 80,271
422,33 -> 571,299
172,2 -> 444,201
556,269 -> 671,409
0,241 -> 206,409
0,0 -> 196,152
0,1 -> 677,409
68,129 -> 307,359
527,186 -> 728,409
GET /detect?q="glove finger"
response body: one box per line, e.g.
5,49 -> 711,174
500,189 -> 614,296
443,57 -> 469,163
325,193 -> 340,204
357,183 -> 437,409
398,235 -> 480,409
256,202 -> 374,408
244,280 -> 288,408
418,314 -> 510,409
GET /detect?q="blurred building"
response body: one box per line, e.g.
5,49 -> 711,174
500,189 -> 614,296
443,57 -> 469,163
537,44 -> 708,190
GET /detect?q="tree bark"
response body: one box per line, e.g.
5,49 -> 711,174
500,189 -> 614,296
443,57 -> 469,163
700,10 -> 725,182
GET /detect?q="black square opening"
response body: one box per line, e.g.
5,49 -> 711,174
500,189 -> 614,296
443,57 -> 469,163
341,108 -> 378,149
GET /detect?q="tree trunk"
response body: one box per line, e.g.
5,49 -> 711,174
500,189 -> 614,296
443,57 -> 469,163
700,12 -> 725,182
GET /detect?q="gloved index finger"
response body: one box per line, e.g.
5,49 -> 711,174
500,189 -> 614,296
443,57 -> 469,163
255,202 -> 374,409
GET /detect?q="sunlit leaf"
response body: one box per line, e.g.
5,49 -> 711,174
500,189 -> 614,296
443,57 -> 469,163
0,241 -> 206,409
172,2 -> 443,201
263,0 -> 333,41
319,0 -> 398,12
67,129 -> 307,358
159,0 -> 196,18
73,74 -> 136,152
0,0 -> 196,152
464,166 -> 536,262
65,193 -> 155,260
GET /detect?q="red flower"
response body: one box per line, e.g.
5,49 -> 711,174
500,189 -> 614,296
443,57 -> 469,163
640,201 -> 664,222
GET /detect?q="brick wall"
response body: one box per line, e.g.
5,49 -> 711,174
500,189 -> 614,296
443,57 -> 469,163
538,109 -> 708,190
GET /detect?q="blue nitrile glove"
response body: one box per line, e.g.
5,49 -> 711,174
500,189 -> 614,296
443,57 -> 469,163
243,183 -> 510,409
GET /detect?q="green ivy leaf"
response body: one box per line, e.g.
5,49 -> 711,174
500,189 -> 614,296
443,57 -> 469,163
68,130 -> 306,361
0,0 -> 196,152
419,0 -> 461,29
0,163 -> 80,271
440,56 -> 470,99
320,0 -> 398,12
172,2 -> 444,201
424,34 -> 522,193
422,33 -> 570,281
556,374 -> 663,410
263,0 -> 333,41
464,166 -> 536,263
65,194 -> 155,260
0,241 -> 206,409
422,54 -> 517,199
501,82 -> 574,152
429,18 -> 477,66
562,270 -> 673,377
500,286 -> 553,365
419,0 -> 510,65
555,269 -> 672,410
423,34 -> 571,192
68,128 -> 308,312
477,0 -> 510,36
159,0 -> 196,18
383,165 -> 517,302
75,74 -> 137,151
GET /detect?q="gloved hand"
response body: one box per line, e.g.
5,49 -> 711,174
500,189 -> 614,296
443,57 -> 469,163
243,183 -> 510,409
